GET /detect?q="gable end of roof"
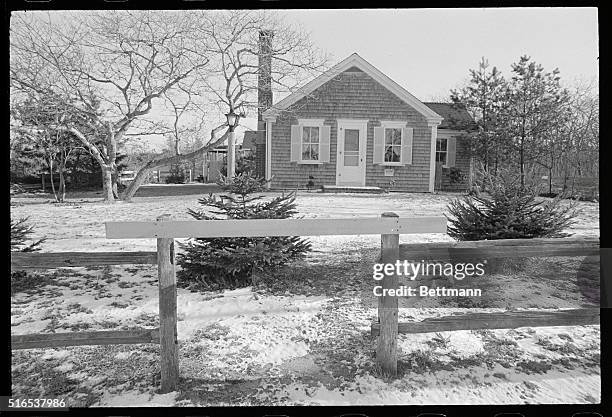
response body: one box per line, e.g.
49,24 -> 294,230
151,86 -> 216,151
263,53 -> 443,124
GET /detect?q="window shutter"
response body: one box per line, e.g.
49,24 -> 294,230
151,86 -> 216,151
373,126 -> 384,164
290,125 -> 301,162
319,125 -> 331,163
401,127 -> 413,165
447,137 -> 456,167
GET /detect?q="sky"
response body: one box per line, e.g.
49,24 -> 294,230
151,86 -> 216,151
281,8 -> 599,100
233,7 -> 598,134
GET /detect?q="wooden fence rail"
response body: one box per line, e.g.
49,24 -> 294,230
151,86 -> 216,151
371,308 -> 600,337
11,251 -> 157,269
12,328 -> 160,350
399,237 -> 599,260
105,216 -> 448,239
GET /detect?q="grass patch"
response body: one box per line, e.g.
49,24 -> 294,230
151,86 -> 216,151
11,271 -> 57,295
193,323 -> 231,341
399,349 -> 454,374
516,360 -> 553,374
109,301 -> 130,308
426,332 -> 452,350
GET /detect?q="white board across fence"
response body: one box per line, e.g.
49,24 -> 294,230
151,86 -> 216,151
105,216 -> 448,239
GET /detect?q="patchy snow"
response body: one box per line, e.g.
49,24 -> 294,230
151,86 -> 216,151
53,362 -> 75,372
93,390 -> 179,407
41,349 -> 72,361
277,370 -> 600,405
10,191 -> 600,406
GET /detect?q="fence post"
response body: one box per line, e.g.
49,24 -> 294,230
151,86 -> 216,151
156,214 -> 179,393
377,212 -> 399,376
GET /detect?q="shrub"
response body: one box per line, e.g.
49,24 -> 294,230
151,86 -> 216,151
11,217 -> 45,252
220,153 -> 256,177
11,217 -> 46,294
446,169 -> 578,241
306,175 -> 315,190
176,172 -> 311,291
165,164 -> 186,184
448,167 -> 464,185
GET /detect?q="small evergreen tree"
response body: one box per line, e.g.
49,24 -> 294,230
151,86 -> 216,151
177,173 -> 311,290
446,168 -> 578,241
11,217 -> 45,252
11,217 -> 46,294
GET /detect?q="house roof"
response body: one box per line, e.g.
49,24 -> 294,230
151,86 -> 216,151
241,131 -> 259,150
262,53 -> 443,125
423,102 -> 477,131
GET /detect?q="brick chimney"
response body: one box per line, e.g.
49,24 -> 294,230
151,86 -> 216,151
256,30 -> 273,179
257,30 -> 274,126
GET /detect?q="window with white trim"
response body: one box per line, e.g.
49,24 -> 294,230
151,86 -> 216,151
436,138 -> 448,166
384,128 -> 402,163
376,121 -> 407,166
301,126 -> 320,161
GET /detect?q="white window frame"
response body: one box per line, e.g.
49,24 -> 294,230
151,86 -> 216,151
436,137 -> 449,168
380,121 -> 406,166
298,118 -> 325,164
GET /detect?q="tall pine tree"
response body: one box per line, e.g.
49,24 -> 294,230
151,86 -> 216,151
504,56 -> 569,188
451,57 -> 508,175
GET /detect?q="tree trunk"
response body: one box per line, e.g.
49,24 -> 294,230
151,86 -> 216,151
58,165 -> 66,203
548,166 -> 553,195
519,137 -> 525,189
73,152 -> 81,189
49,158 -> 58,202
122,167 -> 151,202
121,125 -> 230,202
101,166 -> 115,203
110,161 -> 120,198
66,126 -> 116,202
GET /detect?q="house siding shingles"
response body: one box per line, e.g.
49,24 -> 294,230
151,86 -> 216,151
438,137 -> 471,191
270,69 -> 433,192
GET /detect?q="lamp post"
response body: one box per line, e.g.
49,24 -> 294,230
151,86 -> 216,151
225,110 -> 240,181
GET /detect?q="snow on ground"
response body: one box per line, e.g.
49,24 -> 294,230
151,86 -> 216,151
10,191 -> 600,406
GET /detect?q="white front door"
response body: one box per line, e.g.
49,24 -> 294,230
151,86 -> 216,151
336,120 -> 367,186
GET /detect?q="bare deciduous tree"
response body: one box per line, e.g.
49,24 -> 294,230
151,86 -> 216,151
11,10 -> 328,202
557,79 -> 599,194
10,10 -> 210,202
196,10 -> 328,115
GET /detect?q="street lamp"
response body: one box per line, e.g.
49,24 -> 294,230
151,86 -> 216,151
225,110 -> 240,181
226,111 -> 239,130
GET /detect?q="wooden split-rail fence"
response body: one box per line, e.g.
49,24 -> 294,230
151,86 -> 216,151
10,213 -> 600,391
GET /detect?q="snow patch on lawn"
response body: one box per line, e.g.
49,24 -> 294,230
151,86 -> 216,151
53,362 -> 75,372
41,349 -> 71,361
279,371 -> 600,405
93,390 -> 178,407
177,287 -> 329,341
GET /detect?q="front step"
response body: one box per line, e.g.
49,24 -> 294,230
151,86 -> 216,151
321,185 -> 385,194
